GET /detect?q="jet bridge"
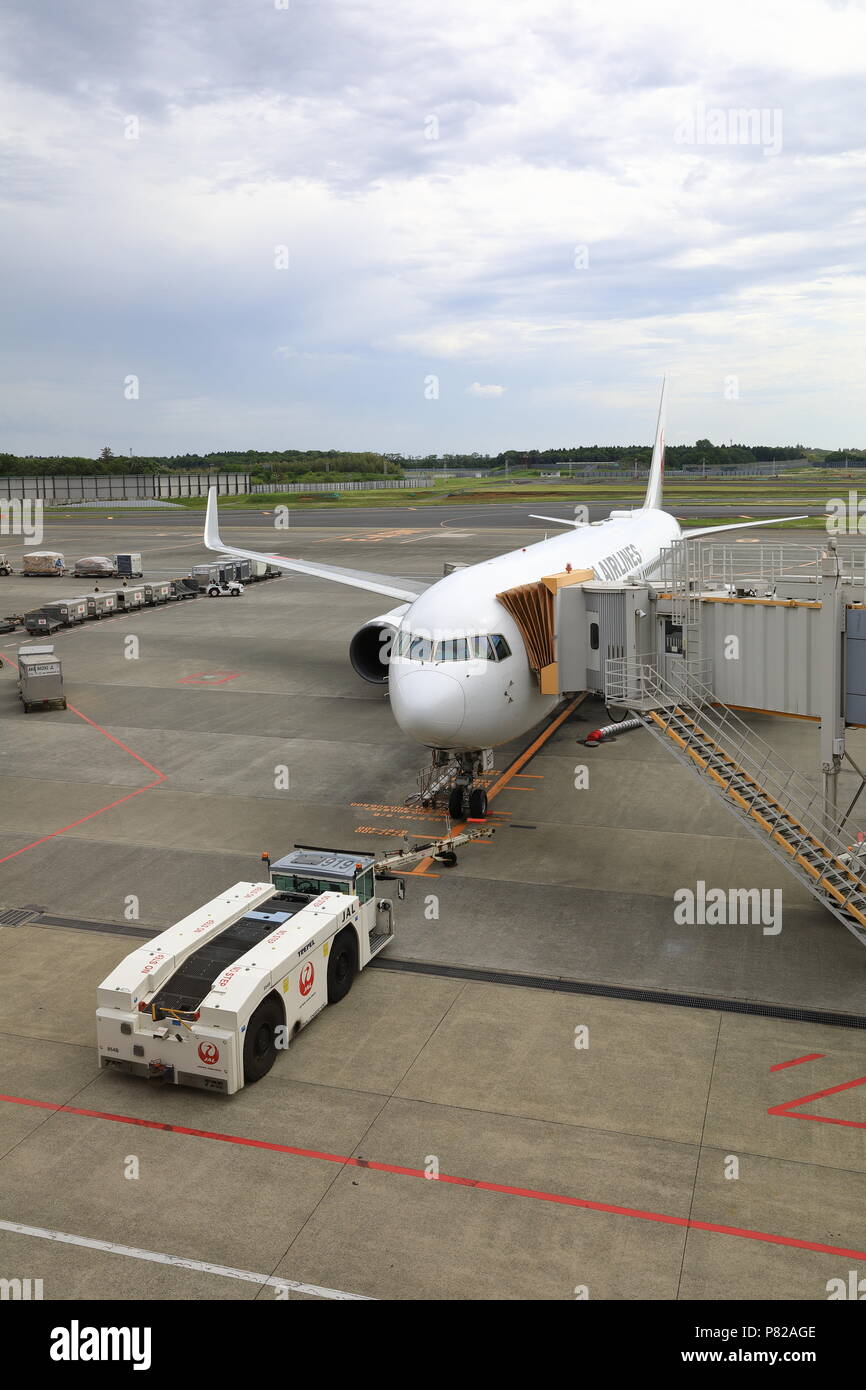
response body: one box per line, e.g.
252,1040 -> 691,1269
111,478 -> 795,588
519,539 -> 866,806
499,538 -> 866,947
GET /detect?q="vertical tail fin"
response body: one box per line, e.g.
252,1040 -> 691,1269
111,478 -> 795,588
643,378 -> 667,511
204,486 -> 224,550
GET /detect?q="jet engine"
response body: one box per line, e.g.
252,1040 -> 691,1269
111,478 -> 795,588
349,604 -> 410,683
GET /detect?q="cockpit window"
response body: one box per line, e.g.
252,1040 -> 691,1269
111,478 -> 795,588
437,637 -> 470,662
394,630 -> 512,662
408,634 -> 434,661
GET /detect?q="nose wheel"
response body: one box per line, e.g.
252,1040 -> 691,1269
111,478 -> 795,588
448,785 -> 489,820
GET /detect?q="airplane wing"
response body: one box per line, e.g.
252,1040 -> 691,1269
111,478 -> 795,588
203,489 -> 427,603
683,516 -> 809,538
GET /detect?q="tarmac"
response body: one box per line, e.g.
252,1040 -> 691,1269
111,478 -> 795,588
0,510 -> 864,1300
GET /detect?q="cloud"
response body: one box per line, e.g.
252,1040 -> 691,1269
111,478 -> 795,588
0,0 -> 865,453
466,383 -> 507,397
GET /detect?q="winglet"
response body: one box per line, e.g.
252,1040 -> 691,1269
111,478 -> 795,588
644,378 -> 667,511
204,486 -> 224,551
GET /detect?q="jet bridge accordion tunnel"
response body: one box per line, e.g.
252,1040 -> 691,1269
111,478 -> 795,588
496,569 -> 652,699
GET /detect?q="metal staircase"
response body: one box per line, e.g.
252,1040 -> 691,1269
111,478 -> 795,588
605,658 -> 866,947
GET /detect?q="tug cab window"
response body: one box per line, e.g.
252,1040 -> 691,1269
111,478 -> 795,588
355,869 -> 374,903
273,873 -> 342,896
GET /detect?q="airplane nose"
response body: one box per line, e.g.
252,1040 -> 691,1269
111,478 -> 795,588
391,669 -> 466,745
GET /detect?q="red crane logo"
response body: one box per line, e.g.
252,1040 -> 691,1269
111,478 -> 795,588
299,962 -> 315,997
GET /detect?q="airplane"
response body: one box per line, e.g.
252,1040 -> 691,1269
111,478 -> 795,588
204,381 -> 804,818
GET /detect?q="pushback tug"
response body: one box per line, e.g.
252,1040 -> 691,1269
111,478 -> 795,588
96,830 -> 491,1094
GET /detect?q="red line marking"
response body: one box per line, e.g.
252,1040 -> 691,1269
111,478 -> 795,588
4,1091 -> 865,1261
0,654 -> 167,863
769,1074 -> 866,1130
0,780 -> 165,865
770,1053 -> 825,1072
65,705 -> 166,778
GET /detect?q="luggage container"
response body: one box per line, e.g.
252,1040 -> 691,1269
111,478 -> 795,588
169,578 -> 198,600
22,551 -> 65,576
74,555 -> 116,577
143,580 -> 172,605
191,563 -> 222,590
23,610 -> 64,636
18,645 -> 66,712
83,592 -> 118,619
115,585 -> 145,610
41,597 -> 88,626
115,553 -> 143,578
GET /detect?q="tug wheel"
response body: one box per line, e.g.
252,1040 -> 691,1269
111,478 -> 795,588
242,996 -> 282,1083
327,928 -> 358,1004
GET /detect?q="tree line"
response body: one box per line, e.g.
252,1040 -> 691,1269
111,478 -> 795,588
0,440 -> 844,479
0,449 -> 400,481
390,440 -> 814,470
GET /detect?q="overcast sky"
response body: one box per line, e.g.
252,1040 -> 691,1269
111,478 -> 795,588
1,0 -> 864,457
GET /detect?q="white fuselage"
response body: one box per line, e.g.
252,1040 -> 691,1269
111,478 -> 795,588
388,507 -> 681,750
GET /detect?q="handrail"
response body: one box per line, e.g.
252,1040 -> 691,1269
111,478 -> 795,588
606,658 -> 866,877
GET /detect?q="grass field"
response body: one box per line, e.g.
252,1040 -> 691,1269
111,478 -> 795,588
40,470 -> 866,519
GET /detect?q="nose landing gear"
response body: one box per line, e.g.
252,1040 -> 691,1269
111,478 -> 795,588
409,747 -> 493,821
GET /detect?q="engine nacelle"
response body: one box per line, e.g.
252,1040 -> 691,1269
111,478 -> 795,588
349,604 -> 410,684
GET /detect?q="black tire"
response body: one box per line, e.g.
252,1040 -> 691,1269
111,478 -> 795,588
448,786 -> 465,819
242,996 -> 282,1083
230,589 -> 241,597
468,787 -> 488,818
435,849 -> 458,867
327,928 -> 358,1004
208,586 -> 220,597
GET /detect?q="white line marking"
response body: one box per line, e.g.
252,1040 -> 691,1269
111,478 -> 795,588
0,1219 -> 374,1300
